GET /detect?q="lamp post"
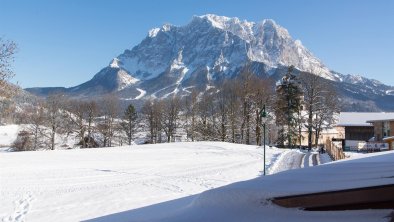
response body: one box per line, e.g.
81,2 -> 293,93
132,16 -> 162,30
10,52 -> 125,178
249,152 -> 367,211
260,105 -> 268,176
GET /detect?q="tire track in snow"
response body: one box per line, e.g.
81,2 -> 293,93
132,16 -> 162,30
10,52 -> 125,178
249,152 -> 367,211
301,152 -> 319,168
269,150 -> 304,174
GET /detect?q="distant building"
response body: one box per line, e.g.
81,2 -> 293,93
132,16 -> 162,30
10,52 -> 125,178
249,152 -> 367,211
298,112 -> 394,151
367,118 -> 394,150
337,112 -> 394,151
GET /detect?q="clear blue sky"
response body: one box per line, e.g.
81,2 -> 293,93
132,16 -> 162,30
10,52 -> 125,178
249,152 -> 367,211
1,0 -> 393,88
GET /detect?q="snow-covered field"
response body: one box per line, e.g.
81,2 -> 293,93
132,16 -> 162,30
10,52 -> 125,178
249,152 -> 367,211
0,125 -> 19,148
140,150 -> 393,222
0,142 -> 284,222
1,141 -> 392,222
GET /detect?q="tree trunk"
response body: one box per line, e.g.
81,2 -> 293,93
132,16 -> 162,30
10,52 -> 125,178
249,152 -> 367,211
51,125 -> 55,150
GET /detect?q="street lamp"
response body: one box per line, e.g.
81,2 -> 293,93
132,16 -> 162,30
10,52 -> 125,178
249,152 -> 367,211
260,105 -> 268,176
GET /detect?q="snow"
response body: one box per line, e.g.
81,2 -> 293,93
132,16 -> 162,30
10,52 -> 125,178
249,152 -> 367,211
117,56 -> 167,81
0,124 -> 21,153
117,70 -> 139,90
148,28 -> 160,38
134,88 -> 146,100
0,124 -> 90,151
345,151 -> 369,159
1,141 -> 392,222
114,151 -> 392,222
319,153 -> 332,164
109,58 -> 120,68
0,142 -> 284,222
337,112 -> 394,126
268,150 -> 303,173
386,90 -> 394,95
0,125 -> 20,149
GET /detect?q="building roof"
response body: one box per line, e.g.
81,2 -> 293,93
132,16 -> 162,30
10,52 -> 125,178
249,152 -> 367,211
367,118 -> 394,123
337,112 -> 394,127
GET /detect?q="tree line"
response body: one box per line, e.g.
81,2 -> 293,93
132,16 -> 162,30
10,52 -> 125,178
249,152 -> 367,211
8,66 -> 338,151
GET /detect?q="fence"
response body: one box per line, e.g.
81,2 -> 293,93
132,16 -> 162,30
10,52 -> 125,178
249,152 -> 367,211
325,138 -> 345,161
358,142 -> 389,152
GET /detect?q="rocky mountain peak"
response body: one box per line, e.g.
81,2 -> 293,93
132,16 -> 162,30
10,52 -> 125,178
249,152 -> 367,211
25,14 -> 394,111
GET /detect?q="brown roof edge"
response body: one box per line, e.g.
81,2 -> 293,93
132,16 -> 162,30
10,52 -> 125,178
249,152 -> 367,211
271,184 -> 394,211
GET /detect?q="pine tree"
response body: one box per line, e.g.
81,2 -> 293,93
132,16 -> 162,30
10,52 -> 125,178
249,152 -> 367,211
121,104 -> 138,145
275,66 -> 303,148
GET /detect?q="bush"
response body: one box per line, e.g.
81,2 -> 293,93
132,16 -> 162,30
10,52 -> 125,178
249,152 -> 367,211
12,130 -> 34,151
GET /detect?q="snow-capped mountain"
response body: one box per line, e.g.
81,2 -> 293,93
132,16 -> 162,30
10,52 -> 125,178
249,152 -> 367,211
25,14 -> 394,111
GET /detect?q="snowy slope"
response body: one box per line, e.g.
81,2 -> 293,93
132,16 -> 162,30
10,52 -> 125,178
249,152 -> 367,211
90,150 -> 393,222
0,142 -> 284,222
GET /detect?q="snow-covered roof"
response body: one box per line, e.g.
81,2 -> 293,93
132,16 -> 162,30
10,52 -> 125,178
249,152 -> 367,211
367,118 -> 394,123
383,136 -> 394,141
337,112 -> 394,127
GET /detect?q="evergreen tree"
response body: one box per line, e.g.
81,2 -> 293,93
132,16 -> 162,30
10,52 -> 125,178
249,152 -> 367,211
121,104 -> 138,145
275,66 -> 303,148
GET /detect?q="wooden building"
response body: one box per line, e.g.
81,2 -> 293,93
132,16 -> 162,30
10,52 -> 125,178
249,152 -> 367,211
367,118 -> 394,150
334,112 -> 394,151
299,112 -> 394,151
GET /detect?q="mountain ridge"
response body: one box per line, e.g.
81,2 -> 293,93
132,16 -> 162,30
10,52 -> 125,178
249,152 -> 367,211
25,14 -> 394,111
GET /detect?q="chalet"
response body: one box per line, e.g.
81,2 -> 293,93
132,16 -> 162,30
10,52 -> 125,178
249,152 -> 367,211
298,112 -> 394,151
366,118 -> 394,150
336,112 -> 394,151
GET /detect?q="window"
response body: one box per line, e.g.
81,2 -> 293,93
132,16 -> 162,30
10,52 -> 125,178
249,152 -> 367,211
383,121 -> 390,138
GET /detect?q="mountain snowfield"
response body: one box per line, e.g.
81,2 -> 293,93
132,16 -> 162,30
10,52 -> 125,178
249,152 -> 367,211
115,14 -> 336,82
1,142 -> 393,222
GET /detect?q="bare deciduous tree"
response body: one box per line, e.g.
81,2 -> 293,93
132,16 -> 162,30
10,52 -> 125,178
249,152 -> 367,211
162,96 -> 181,142
0,38 -> 17,97
183,89 -> 198,141
300,72 -> 339,148
45,93 -> 67,150
0,38 -> 17,124
97,95 -> 119,147
141,99 -> 163,143
24,104 -> 46,150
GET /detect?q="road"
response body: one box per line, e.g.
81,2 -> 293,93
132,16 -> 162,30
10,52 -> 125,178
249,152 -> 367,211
302,151 -> 319,168
269,150 -> 319,174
